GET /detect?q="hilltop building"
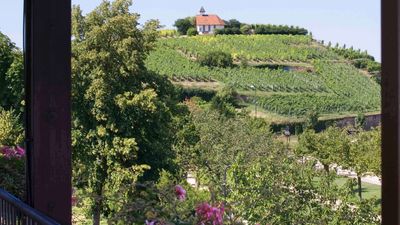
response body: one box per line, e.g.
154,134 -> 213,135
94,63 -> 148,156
196,7 -> 225,35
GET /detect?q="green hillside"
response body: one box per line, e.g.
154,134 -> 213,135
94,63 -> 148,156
146,35 -> 381,118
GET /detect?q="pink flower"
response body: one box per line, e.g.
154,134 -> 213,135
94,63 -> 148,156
145,220 -> 156,225
1,146 -> 16,159
0,146 -> 25,159
196,202 -> 224,225
175,185 -> 186,201
15,146 -> 25,157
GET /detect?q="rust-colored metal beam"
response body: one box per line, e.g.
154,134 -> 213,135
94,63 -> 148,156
382,0 -> 400,224
24,0 -> 71,224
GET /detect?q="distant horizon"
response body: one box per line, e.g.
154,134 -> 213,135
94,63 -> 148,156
0,0 -> 381,61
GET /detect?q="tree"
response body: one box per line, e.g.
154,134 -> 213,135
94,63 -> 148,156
181,107 -> 379,224
174,17 -> 195,35
297,127 -> 350,173
225,19 -> 241,29
187,27 -> 198,36
240,25 -> 252,35
198,51 -> 233,68
72,1 -> 183,223
0,32 -> 24,112
210,86 -> 239,117
348,128 -> 381,199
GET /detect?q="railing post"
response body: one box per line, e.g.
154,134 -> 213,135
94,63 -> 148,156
24,0 -> 72,224
381,0 -> 400,224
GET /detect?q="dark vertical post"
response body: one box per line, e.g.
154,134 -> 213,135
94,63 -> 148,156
381,0 -> 400,224
24,0 -> 72,224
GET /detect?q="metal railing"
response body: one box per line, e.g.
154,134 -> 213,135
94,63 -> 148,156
0,188 -> 60,225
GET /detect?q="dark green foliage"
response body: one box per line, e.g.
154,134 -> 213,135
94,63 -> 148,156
0,156 -> 25,199
174,17 -> 195,35
177,87 -> 217,101
0,32 -> 24,112
214,22 -> 308,36
224,19 -> 242,29
214,27 -> 242,35
198,51 -> 233,68
254,24 -> 308,35
186,27 -> 198,36
210,86 -> 239,117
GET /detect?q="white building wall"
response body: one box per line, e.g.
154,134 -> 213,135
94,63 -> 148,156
197,25 -> 225,35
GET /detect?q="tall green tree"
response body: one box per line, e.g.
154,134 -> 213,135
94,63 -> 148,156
71,1 -> 183,223
348,128 -> 381,199
0,32 -> 24,111
297,127 -> 350,173
174,17 -> 195,35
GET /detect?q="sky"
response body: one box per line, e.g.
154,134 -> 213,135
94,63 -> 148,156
0,0 -> 381,61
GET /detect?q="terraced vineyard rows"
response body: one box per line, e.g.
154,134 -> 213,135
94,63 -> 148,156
158,35 -> 340,62
255,62 -> 381,116
146,47 -> 328,93
146,35 -> 381,116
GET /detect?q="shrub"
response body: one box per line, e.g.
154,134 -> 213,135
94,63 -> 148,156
367,61 -> 381,73
240,24 -> 253,35
198,51 -> 233,68
210,86 -> 239,117
0,146 -> 25,199
0,108 -> 23,146
214,28 -> 242,35
187,27 -> 198,36
0,108 -> 25,199
174,17 -> 195,35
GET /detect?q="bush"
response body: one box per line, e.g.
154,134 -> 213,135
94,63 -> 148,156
198,51 -> 233,68
254,24 -> 308,35
174,17 -> 195,35
367,61 -> 381,73
0,146 -> 25,199
210,86 -> 239,117
240,25 -> 253,35
0,108 -> 25,199
0,108 -> 23,146
187,28 -> 198,36
214,28 -> 242,35
177,87 -> 217,101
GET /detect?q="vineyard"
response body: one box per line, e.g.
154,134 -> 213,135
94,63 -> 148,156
157,35 -> 339,62
146,35 -> 381,117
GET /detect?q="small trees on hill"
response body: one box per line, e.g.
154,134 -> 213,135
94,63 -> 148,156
174,17 -> 195,35
198,51 -> 233,68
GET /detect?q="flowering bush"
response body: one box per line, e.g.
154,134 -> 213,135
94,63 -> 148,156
195,202 -> 225,225
0,146 -> 25,159
0,108 -> 25,198
0,145 -> 25,198
175,185 -> 187,201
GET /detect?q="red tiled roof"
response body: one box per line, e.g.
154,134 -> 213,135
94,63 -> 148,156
196,14 -> 225,26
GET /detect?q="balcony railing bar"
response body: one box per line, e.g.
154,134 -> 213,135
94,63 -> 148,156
0,189 -> 59,225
